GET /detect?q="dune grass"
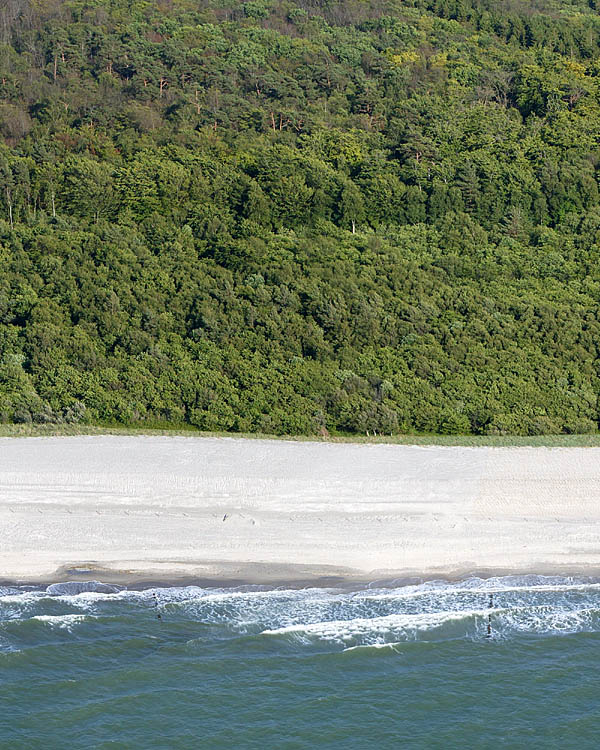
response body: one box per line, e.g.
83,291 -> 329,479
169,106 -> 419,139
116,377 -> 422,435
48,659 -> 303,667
1,423 -> 599,446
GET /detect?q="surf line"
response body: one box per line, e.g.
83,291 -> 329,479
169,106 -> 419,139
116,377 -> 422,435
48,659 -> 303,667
486,593 -> 493,638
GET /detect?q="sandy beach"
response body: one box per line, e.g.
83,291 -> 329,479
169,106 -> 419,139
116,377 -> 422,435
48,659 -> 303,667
1,435 -> 600,585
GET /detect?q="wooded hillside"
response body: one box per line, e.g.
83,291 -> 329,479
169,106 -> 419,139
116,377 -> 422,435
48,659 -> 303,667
1,0 -> 599,435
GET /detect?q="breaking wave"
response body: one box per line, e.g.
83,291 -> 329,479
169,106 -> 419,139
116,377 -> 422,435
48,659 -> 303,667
1,575 -> 600,651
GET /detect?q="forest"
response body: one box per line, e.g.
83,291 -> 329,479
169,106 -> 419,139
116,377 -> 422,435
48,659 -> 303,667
1,0 -> 600,435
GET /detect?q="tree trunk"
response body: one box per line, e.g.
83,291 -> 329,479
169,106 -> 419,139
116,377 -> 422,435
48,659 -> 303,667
6,187 -> 12,228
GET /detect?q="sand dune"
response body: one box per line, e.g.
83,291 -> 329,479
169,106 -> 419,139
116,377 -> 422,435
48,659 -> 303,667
1,435 -> 600,585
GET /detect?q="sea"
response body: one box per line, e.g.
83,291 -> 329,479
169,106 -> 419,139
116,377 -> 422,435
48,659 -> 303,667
1,575 -> 599,749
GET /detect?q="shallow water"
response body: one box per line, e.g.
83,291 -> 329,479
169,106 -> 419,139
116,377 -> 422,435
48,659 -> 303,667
1,575 -> 599,748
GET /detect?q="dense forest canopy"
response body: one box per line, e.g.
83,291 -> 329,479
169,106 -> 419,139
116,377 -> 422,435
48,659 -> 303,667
0,0 -> 599,435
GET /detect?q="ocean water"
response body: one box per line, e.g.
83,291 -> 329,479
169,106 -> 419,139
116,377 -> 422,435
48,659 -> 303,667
1,576 -> 599,749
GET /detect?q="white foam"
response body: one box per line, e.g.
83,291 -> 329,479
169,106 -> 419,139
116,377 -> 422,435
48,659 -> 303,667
32,614 -> 90,629
2,576 -> 600,643
263,610 -> 486,643
496,605 -> 598,635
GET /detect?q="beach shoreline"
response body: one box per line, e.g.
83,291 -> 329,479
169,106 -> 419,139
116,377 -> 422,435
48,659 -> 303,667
2,435 -> 600,588
4,563 -> 600,592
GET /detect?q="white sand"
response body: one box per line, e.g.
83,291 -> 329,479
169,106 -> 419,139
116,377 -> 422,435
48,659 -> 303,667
1,435 -> 600,584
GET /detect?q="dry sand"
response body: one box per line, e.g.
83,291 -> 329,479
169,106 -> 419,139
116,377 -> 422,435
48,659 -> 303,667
1,435 -> 600,585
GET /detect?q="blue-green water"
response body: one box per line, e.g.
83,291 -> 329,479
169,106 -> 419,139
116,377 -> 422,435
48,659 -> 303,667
2,576 -> 600,749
